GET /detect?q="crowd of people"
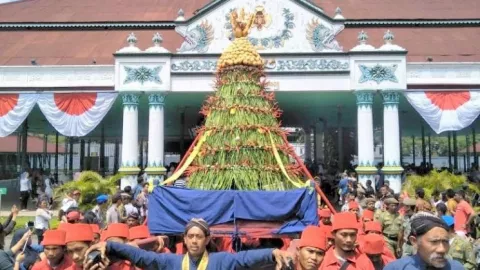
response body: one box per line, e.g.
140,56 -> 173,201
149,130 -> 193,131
0,169 -> 479,269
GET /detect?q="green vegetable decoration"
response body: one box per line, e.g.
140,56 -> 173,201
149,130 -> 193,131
164,9 -> 306,191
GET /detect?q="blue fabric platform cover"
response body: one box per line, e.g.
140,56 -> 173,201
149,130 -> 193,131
147,186 -> 318,235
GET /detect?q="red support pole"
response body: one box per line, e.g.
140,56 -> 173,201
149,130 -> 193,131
173,130 -> 203,175
280,133 -> 336,213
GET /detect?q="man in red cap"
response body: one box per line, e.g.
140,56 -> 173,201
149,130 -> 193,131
320,212 -> 374,270
103,223 -> 130,244
318,209 -> 332,226
32,230 -> 73,270
90,224 -> 101,245
358,221 -> 395,260
296,226 -> 327,270
363,234 -> 394,269
64,224 -> 94,269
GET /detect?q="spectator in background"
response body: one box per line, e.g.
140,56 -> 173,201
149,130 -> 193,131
365,180 -> 375,198
415,188 -> 432,212
454,189 -> 474,237
446,188 -> 457,216
135,183 -> 149,219
133,176 -> 144,200
60,189 -> 80,222
91,195 -> 108,228
34,198 -> 52,244
106,194 -> 122,224
122,193 -> 139,217
126,213 -> 141,228
0,205 -> 19,249
19,171 -> 32,211
374,162 -> 384,191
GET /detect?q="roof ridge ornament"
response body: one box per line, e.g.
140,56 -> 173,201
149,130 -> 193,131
350,30 -> 375,51
117,32 -> 141,53
378,29 -> 406,51
383,30 -> 394,44
146,33 -> 170,53
358,30 -> 368,45
176,9 -> 186,22
333,7 -> 345,20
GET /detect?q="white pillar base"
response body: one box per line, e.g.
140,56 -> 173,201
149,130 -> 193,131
357,170 -> 377,188
384,173 -> 402,194
120,174 -> 138,190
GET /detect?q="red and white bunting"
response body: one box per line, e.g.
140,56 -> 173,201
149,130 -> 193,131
405,90 -> 480,134
37,92 -> 117,137
0,94 -> 38,137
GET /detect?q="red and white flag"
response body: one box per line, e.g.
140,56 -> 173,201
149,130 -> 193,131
37,92 -> 117,137
0,94 -> 38,137
405,90 -> 480,134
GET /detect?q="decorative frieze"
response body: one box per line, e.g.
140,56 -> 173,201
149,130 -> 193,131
274,59 -> 349,71
124,66 -> 162,85
171,60 -> 217,72
359,64 -> 398,84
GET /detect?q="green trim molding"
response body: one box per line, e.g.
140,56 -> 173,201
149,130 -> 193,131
144,166 -> 167,174
118,166 -> 141,175
355,166 -> 378,174
382,166 -> 404,174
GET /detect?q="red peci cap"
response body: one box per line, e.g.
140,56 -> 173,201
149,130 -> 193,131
298,226 -> 326,251
362,210 -> 375,221
318,209 -> 331,218
90,224 -> 100,235
364,221 -> 382,233
363,234 -> 384,255
332,212 -> 358,231
42,230 -> 66,246
104,223 -> 130,240
129,225 -> 150,241
65,224 -> 94,244
348,201 -> 360,210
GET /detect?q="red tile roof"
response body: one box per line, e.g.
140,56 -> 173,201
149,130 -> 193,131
0,0 -> 210,23
317,0 -> 480,20
0,136 -> 66,153
0,0 -> 478,23
0,27 -> 478,65
0,30 -> 183,65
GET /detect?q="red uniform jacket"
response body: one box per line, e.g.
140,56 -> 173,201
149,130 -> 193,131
320,248 -> 375,270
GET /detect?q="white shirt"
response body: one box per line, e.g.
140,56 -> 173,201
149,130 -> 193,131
35,208 -> 52,229
44,177 -> 53,198
61,198 -> 78,212
20,174 -> 31,192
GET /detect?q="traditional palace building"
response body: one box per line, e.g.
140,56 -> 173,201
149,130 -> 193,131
0,0 -> 479,192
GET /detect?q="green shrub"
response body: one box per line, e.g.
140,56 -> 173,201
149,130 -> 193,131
54,171 -> 121,211
402,170 -> 480,199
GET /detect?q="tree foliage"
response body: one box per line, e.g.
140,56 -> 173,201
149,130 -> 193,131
54,171 -> 121,211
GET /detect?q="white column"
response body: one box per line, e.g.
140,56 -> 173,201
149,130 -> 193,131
355,91 -> 376,187
145,93 -> 167,184
119,93 -> 140,189
382,91 -> 403,193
